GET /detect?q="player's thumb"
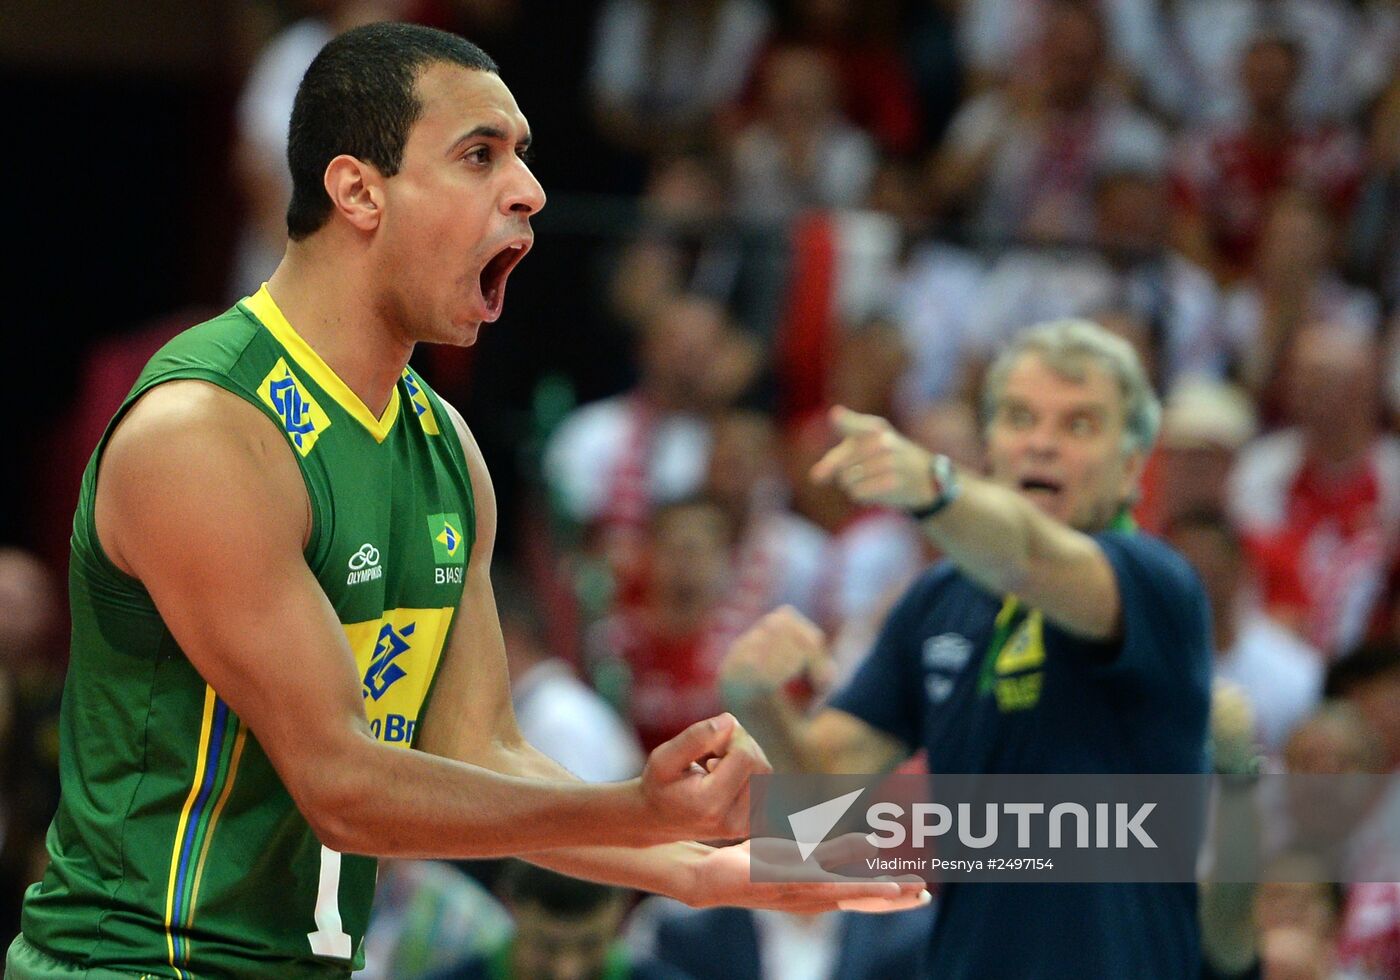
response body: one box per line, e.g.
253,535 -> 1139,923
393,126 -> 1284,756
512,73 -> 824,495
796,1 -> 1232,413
649,713 -> 737,776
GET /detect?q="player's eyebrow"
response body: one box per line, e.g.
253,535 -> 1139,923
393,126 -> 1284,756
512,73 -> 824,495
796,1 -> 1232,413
449,125 -> 532,155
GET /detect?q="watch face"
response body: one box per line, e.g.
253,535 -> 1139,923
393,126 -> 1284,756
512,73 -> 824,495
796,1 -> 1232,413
934,454 -> 958,495
935,456 -> 964,516
911,455 -> 959,520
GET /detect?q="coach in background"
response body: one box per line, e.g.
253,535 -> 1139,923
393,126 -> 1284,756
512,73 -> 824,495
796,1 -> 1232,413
722,319 -> 1212,978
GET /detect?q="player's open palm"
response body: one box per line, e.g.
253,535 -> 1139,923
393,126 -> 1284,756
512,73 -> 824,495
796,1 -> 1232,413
641,713 -> 770,841
690,837 -> 930,914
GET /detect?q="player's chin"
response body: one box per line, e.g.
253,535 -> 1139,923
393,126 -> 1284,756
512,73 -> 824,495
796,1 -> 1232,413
456,320 -> 483,347
437,312 -> 483,348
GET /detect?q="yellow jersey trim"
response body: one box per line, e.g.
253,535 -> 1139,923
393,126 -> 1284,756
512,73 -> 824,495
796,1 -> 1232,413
164,687 -> 216,978
244,284 -> 401,443
185,724 -> 248,925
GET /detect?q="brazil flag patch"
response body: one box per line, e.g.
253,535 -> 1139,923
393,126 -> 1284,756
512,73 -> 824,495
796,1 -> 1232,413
428,513 -> 465,564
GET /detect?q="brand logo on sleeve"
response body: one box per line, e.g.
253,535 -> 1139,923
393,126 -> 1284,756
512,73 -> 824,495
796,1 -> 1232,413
922,633 -> 971,705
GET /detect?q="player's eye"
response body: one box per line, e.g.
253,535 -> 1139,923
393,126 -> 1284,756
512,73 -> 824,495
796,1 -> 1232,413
465,146 -> 491,165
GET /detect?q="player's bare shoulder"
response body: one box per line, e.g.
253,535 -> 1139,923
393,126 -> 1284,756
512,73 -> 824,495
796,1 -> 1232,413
96,379 -> 311,576
437,396 -> 497,555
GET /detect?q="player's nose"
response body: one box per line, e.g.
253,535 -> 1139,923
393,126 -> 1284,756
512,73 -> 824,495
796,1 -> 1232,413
505,159 -> 546,216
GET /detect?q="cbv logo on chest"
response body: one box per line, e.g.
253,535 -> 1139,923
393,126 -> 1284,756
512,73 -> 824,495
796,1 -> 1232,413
364,621 -> 413,700
344,608 -> 454,747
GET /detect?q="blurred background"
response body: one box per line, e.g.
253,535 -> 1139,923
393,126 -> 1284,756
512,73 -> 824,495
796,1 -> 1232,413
2,0 -> 1400,976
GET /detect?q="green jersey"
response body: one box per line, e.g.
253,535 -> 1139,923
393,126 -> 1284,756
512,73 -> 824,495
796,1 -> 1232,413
19,286 -> 474,979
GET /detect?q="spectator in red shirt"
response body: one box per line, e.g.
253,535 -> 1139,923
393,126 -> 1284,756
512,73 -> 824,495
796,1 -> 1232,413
590,498 -> 741,752
1229,325 -> 1400,657
1137,378 -> 1257,538
1171,30 -> 1363,284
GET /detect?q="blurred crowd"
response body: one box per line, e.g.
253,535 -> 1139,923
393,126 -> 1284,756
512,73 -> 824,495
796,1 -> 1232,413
6,0 -> 1400,976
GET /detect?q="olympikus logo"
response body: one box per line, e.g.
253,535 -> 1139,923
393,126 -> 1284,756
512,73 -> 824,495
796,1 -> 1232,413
347,544 -> 384,585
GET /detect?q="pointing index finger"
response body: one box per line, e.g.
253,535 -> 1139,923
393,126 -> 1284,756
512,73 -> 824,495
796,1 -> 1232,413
829,405 -> 887,438
809,442 -> 854,485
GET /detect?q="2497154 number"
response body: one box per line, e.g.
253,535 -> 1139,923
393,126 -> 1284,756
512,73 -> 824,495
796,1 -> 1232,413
986,857 -> 1054,871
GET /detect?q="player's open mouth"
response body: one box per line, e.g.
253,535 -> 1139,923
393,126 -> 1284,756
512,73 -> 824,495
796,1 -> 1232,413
478,239 -> 530,322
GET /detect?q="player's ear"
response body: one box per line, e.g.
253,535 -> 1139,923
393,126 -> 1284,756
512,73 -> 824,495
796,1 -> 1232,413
323,154 -> 384,232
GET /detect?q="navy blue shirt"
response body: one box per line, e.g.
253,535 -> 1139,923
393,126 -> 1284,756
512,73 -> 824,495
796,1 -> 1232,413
830,531 -> 1212,979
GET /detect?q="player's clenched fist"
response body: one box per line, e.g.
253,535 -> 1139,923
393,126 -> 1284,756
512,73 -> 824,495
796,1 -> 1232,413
810,405 -> 938,511
640,713 -> 771,841
720,605 -> 834,701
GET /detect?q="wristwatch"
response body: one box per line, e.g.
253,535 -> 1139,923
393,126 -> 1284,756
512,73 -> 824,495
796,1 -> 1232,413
908,453 -> 960,521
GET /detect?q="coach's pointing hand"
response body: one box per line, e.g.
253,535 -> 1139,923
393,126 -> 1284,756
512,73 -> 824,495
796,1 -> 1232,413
811,405 -> 938,511
641,712 -> 770,841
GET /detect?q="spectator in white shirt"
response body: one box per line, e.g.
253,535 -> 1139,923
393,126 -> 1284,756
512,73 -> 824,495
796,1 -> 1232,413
730,45 -> 879,227
931,0 -> 1167,246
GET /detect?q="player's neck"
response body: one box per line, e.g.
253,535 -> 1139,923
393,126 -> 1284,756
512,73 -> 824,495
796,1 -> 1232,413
265,247 -> 412,420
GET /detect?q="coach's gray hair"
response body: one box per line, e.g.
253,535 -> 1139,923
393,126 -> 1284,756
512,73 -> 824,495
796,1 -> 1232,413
980,319 -> 1162,455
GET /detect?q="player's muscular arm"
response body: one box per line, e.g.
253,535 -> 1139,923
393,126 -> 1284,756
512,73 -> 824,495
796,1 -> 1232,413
95,382 -> 754,859
414,402 -> 705,897
415,404 -> 926,913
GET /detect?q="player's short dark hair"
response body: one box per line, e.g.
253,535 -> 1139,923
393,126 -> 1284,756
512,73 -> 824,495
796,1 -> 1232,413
286,22 -> 498,240
497,861 -> 625,918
